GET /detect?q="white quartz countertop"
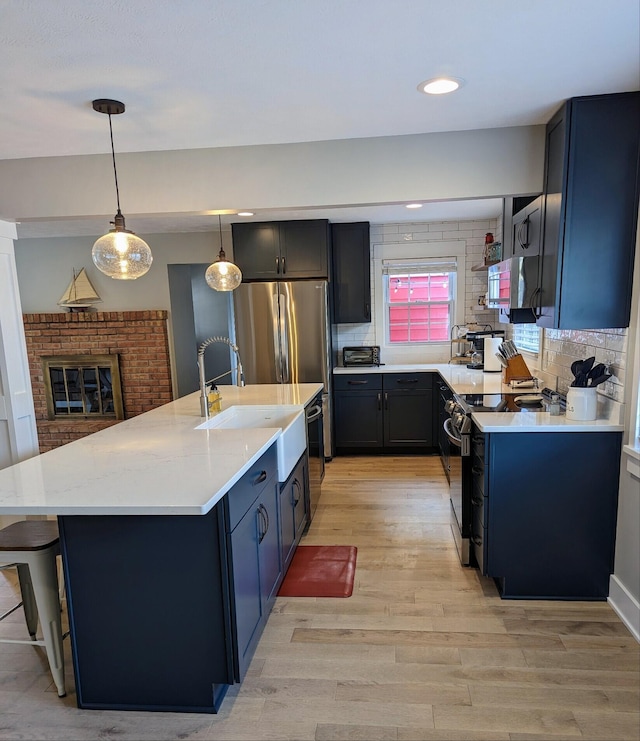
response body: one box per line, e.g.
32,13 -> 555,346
333,364 -> 624,433
0,383 -> 323,517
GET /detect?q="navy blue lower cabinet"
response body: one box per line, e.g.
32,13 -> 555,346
481,431 -> 622,599
58,507 -> 234,713
58,444 -> 281,713
279,454 -> 308,571
333,372 -> 436,453
226,460 -> 281,681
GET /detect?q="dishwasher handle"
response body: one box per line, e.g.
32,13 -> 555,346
306,404 -> 322,422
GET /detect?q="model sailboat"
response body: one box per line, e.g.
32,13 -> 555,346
58,268 -> 102,311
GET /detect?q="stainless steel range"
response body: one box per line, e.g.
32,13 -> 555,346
444,388 -> 562,565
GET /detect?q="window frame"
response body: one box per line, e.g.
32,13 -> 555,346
373,240 -> 466,363
384,267 -> 456,345
512,323 -> 541,355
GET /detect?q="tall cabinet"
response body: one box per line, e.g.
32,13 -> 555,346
331,222 -> 371,323
537,92 -> 640,329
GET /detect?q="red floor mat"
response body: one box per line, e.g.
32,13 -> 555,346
277,545 -> 357,598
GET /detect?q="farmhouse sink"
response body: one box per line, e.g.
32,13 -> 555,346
196,405 -> 305,482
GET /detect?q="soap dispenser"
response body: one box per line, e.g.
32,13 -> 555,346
207,384 -> 221,413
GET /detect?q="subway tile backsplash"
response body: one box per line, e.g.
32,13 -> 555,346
539,327 -> 628,402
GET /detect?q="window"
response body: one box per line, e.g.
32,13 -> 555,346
512,324 -> 541,354
42,354 -> 124,421
383,259 -> 456,344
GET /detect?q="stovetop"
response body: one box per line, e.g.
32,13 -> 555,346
454,388 -> 565,414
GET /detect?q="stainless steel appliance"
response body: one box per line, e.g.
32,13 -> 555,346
465,330 -> 504,370
233,281 -> 333,458
444,389 -> 562,565
305,394 -> 324,522
342,346 -> 381,367
487,257 -> 538,323
437,380 -> 454,482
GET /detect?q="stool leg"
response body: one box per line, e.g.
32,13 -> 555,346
28,550 -> 66,697
16,564 -> 38,639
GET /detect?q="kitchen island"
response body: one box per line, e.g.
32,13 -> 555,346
0,383 -> 323,713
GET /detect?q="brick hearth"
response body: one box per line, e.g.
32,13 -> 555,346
23,311 -> 173,453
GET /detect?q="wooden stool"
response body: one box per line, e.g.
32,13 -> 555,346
0,520 -> 66,697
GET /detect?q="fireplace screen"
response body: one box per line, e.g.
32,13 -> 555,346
42,355 -> 124,420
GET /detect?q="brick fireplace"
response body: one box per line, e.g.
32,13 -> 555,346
23,311 -> 173,453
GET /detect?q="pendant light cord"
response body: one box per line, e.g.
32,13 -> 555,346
108,113 -> 122,215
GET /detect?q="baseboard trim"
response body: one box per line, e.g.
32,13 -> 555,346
608,574 -> 640,643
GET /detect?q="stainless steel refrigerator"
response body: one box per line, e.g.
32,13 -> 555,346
232,280 -> 333,457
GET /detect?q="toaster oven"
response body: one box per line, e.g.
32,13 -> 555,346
342,346 -> 381,367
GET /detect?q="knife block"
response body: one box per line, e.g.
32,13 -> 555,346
501,354 -> 533,383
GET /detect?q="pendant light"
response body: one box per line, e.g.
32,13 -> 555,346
91,99 -> 153,280
205,215 -> 243,291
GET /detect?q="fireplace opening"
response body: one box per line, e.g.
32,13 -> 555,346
42,354 -> 124,421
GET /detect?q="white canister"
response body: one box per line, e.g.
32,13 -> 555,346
483,337 -> 503,373
565,387 -> 597,421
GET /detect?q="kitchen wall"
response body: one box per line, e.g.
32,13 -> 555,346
13,231 -> 235,399
332,219 -> 499,364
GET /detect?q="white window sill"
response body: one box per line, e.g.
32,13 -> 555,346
623,443 -> 640,462
623,444 -> 640,481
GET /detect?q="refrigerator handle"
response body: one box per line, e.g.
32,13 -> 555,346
280,290 -> 290,382
271,291 -> 282,382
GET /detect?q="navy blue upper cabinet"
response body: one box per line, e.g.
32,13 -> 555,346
231,220 -> 330,281
331,222 -> 371,323
537,92 -> 640,329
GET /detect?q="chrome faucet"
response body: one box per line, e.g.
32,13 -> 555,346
198,336 -> 245,418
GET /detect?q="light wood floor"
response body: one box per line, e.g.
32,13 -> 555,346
0,455 -> 638,740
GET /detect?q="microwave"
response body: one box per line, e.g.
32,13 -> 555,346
487,257 -> 539,323
342,346 -> 381,367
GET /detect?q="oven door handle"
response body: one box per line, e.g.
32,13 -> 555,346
443,418 -> 463,447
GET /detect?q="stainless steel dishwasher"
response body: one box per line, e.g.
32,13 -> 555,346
305,394 -> 324,524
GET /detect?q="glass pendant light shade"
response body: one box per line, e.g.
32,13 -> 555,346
205,215 -> 243,291
91,99 -> 152,280
92,211 -> 153,280
205,250 -> 243,291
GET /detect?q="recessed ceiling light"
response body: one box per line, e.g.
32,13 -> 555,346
405,203 -> 423,209
418,77 -> 463,95
237,211 -> 254,217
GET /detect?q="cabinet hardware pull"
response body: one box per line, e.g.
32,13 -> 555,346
257,506 -> 266,543
397,378 -> 418,384
281,256 -> 286,274
377,392 -> 381,410
347,380 -> 368,385
275,256 -> 280,273
365,303 -> 370,316
384,392 -> 388,410
254,470 -> 267,485
262,503 -> 270,534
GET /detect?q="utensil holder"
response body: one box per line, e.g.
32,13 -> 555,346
566,387 -> 597,421
501,354 -> 533,384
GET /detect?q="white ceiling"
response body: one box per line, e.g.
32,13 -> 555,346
3,0 -> 639,236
